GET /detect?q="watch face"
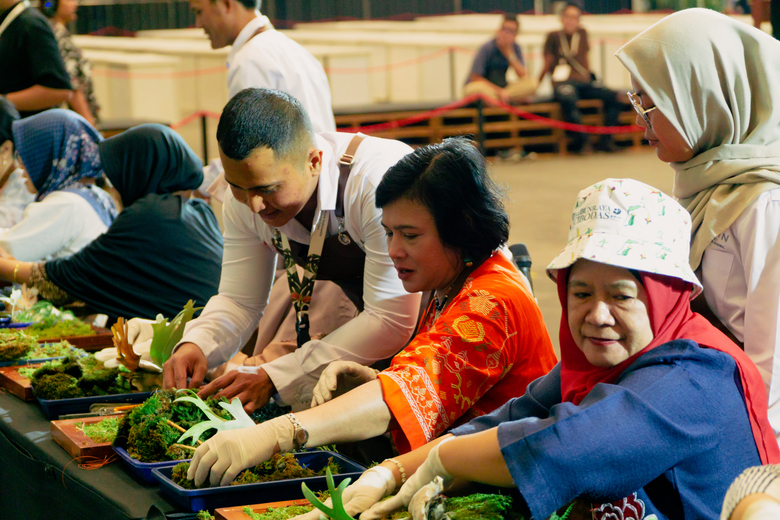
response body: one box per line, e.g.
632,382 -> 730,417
295,428 -> 309,447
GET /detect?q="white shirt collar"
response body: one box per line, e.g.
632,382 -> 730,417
226,13 -> 272,69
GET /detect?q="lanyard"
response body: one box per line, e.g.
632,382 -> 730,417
558,31 -> 591,79
0,1 -> 29,38
274,210 -> 329,347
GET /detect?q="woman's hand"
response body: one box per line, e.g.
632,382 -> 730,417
292,465 -> 397,520
187,415 -> 294,487
311,361 -> 379,407
361,437 -> 454,520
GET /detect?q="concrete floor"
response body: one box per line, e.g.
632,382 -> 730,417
489,147 -> 675,355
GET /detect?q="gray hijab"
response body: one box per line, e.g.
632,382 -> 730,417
615,8 -> 780,269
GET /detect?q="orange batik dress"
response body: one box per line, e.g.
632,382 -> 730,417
377,251 -> 558,453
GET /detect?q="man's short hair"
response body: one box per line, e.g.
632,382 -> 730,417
502,12 -> 519,24
217,88 -> 315,165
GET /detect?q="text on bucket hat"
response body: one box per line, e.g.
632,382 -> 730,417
546,178 -> 702,298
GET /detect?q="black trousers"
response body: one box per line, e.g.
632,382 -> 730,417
554,79 -> 620,147
772,0 -> 780,40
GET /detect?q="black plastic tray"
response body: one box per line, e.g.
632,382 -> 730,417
152,451 -> 366,512
37,391 -> 152,419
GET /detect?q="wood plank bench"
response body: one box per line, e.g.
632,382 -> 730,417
335,99 -> 644,155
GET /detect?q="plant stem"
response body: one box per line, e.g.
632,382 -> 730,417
171,443 -> 198,451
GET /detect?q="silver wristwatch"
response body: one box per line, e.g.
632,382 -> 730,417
285,413 -> 309,451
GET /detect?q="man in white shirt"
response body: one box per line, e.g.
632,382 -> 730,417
188,0 -> 335,134
163,88 -> 420,412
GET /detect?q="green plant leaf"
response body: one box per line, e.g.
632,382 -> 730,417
301,467 -> 354,520
149,300 -> 202,367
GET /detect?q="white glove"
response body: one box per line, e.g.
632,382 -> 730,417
311,361 -> 379,407
740,499 -> 780,520
126,317 -> 156,345
292,465 -> 396,520
187,415 -> 295,487
361,437 -> 454,520
408,477 -> 446,520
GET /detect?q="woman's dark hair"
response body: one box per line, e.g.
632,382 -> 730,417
376,138 -> 509,261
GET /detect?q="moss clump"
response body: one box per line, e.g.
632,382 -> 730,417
196,512 -> 215,520
242,505 -> 315,520
30,354 -> 134,400
171,453 -> 342,489
126,414 -> 181,462
0,329 -> 37,361
22,341 -> 83,361
33,372 -> 83,400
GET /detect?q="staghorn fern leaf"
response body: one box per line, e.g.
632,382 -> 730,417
149,300 -> 202,368
301,467 -> 355,520
173,393 -> 255,445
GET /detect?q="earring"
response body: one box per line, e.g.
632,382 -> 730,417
464,258 -> 473,267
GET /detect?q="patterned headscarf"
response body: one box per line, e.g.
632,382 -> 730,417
11,109 -> 105,201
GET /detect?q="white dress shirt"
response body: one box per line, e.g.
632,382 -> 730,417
0,190 -> 108,261
701,188 -> 780,439
226,15 -> 336,134
180,132 -> 420,407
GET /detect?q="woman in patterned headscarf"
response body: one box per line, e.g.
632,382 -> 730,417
184,138 -> 557,494
0,123 -> 223,322
615,8 -> 780,440
0,109 -> 116,261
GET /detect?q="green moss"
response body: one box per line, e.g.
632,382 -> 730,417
172,462 -> 198,489
25,318 -> 94,341
0,330 -> 37,361
21,341 -> 84,361
75,416 -> 120,443
34,372 -> 83,399
444,494 -> 514,520
196,512 -> 215,520
126,414 -> 181,462
242,505 -> 314,520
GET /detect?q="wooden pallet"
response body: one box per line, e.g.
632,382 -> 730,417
0,364 -> 37,401
215,499 -> 312,520
50,414 -> 122,459
335,99 -> 644,155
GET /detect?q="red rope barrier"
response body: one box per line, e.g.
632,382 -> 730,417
168,93 -> 641,136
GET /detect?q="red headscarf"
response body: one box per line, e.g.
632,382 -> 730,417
557,267 -> 780,464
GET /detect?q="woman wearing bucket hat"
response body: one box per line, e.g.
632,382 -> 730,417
342,178 -> 779,520
615,8 -> 780,439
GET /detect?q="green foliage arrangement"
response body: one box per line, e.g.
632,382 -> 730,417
170,453 -> 342,489
30,354 -> 132,400
0,329 -> 37,361
23,341 -> 83,360
112,390 -> 291,463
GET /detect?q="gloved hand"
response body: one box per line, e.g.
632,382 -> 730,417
187,415 -> 295,487
126,317 -> 156,345
408,477 -> 446,520
95,338 -> 159,372
361,437 -> 454,520
291,465 -> 396,520
311,361 -> 379,407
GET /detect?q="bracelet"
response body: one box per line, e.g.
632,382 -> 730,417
12,263 -> 20,284
385,457 -> 407,486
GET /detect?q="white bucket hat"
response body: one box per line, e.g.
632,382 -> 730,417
546,178 -> 702,299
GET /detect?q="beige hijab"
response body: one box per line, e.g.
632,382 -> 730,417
615,9 -> 780,269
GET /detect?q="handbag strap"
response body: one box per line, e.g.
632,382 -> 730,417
336,133 -> 367,219
0,1 -> 29,39
558,30 -> 591,80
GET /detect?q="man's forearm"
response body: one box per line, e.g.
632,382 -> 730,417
6,86 -> 72,111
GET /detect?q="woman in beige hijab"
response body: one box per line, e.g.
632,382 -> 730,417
615,8 -> 780,440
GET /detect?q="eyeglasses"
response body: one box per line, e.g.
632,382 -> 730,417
627,91 -> 657,129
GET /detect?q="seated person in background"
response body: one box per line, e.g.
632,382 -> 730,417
313,178 -> 779,520
0,97 -> 34,229
723,465 -> 780,520
186,138 -> 558,489
0,109 -> 117,261
0,0 -> 72,117
539,0 -> 621,153
463,13 -> 537,104
0,124 -> 223,323
164,88 -> 420,413
40,0 -> 100,126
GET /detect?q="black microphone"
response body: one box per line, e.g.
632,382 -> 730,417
509,243 -> 534,294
